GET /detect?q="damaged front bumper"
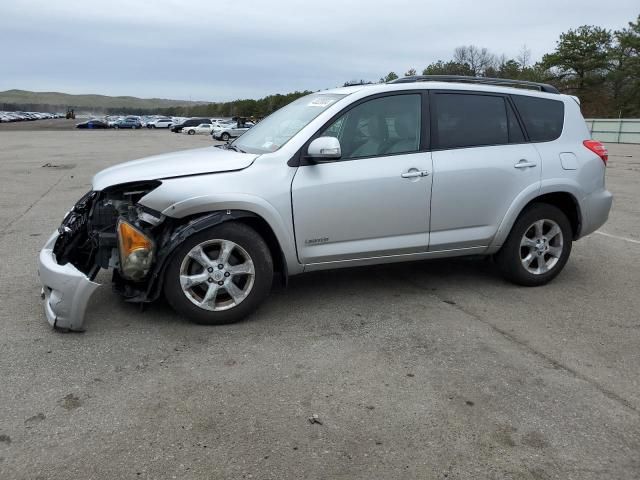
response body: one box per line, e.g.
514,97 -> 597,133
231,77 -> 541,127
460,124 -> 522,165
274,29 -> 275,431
38,231 -> 100,331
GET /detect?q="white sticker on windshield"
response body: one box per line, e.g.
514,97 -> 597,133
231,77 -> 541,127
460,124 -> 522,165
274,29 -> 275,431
308,97 -> 336,107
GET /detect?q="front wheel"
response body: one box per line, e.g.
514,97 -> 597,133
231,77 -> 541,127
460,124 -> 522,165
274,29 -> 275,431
164,222 -> 273,325
188,129 -> 195,135
221,132 -> 230,141
496,203 -> 572,286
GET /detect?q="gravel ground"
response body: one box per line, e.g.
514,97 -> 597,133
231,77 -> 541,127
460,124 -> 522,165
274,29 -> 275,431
0,130 -> 638,479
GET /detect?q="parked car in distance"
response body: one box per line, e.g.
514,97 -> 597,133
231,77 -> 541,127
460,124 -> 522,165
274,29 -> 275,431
1,110 -> 60,122
212,120 -> 255,141
147,118 -> 173,129
114,117 -> 142,129
210,119 -> 234,128
171,118 -> 212,133
183,123 -> 214,135
106,116 -> 123,128
39,76 -> 613,331
75,119 -> 109,129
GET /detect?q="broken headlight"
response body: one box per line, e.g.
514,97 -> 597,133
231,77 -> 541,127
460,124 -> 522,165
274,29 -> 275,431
117,219 -> 155,281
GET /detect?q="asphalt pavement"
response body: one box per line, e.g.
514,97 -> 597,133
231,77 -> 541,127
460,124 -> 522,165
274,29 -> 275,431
0,127 -> 638,479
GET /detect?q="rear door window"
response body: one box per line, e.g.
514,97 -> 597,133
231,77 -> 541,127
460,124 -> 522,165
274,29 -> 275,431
511,95 -> 564,142
433,93 -> 509,149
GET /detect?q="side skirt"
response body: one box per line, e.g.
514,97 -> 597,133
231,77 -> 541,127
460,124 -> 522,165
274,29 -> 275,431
302,246 -> 488,272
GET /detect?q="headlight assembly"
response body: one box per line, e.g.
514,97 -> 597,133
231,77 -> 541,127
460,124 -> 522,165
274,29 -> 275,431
117,219 -> 155,281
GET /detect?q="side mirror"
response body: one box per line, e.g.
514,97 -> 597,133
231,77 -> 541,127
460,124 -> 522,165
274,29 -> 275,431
307,136 -> 342,161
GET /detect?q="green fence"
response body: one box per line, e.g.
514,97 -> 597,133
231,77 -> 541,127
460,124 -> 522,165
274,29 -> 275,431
585,119 -> 640,144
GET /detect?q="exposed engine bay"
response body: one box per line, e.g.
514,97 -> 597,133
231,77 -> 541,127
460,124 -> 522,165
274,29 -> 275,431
53,181 -> 167,302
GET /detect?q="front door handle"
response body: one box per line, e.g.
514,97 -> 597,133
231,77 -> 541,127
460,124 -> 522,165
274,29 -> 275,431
514,160 -> 537,169
401,169 -> 429,178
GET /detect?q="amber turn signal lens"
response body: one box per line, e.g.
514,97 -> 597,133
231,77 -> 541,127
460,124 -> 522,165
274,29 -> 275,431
118,220 -> 152,256
117,220 -> 154,280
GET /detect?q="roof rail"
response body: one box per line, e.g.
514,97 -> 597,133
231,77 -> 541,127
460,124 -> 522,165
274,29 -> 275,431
389,75 -> 560,94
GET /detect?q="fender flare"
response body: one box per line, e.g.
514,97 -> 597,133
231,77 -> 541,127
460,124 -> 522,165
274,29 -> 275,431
141,210 -> 285,302
490,181 -> 583,251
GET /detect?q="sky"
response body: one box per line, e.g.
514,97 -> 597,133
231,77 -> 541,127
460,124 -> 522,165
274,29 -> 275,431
1,0 -> 638,102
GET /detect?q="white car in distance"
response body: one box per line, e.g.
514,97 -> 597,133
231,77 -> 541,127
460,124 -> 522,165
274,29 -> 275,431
183,123 -> 214,135
212,121 -> 255,141
147,118 -> 173,129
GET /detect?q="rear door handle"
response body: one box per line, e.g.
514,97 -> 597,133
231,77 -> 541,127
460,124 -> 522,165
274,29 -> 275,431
514,160 -> 537,169
401,169 -> 429,178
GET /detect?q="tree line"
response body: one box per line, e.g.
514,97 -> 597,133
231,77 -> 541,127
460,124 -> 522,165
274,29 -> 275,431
151,90 -> 314,119
367,15 -> 640,118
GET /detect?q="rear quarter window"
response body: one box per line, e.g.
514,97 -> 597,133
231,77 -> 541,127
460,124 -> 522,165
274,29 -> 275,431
512,95 -> 564,142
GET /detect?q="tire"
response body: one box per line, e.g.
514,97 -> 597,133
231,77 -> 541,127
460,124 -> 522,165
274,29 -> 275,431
221,132 -> 230,141
114,125 -> 119,129
163,222 -> 273,325
495,203 -> 572,286
188,129 -> 195,135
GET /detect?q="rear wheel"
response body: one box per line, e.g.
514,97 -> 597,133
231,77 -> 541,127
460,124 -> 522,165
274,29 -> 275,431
221,132 -> 230,141
164,222 -> 273,325
496,203 -> 572,286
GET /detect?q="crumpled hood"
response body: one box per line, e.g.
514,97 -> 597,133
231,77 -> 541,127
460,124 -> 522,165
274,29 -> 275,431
92,146 -> 258,191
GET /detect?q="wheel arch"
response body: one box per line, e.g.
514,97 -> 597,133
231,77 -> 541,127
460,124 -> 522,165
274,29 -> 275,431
524,192 -> 582,239
232,213 -> 287,282
492,187 -> 583,250
143,210 -> 288,303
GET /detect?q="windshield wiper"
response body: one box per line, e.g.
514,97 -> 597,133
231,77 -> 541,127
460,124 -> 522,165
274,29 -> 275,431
225,144 -> 246,153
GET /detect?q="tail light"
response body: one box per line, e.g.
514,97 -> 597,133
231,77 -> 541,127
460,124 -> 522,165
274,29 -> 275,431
583,140 -> 608,165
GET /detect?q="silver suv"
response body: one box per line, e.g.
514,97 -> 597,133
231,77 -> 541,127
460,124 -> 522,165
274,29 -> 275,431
38,76 -> 613,331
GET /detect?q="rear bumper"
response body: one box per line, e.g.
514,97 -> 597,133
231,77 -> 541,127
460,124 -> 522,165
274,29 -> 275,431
37,231 -> 100,331
580,189 -> 613,238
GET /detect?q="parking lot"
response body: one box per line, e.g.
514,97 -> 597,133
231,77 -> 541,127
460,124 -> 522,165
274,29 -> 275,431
0,126 -> 638,479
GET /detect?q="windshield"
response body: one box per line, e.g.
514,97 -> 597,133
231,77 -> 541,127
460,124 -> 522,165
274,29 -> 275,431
232,93 -> 346,154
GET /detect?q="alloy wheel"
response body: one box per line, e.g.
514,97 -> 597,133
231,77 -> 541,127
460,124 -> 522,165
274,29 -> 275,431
179,239 -> 255,311
519,219 -> 564,274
